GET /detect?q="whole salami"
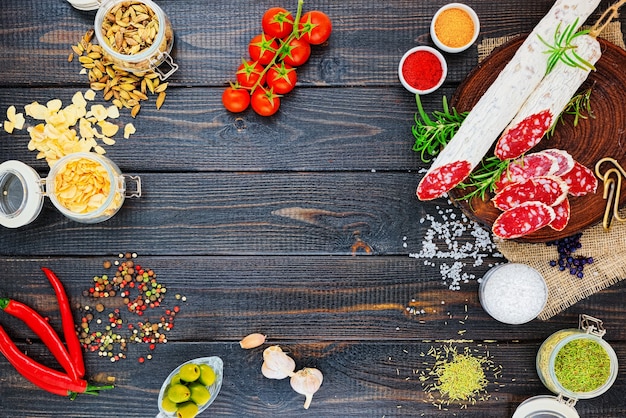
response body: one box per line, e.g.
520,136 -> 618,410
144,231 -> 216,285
494,35 -> 601,160
416,0 -> 601,201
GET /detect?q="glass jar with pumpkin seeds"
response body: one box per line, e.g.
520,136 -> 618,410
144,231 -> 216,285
94,0 -> 178,79
0,153 -> 141,228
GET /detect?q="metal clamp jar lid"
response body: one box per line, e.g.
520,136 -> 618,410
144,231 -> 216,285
66,0 -> 178,80
0,153 -> 141,228
512,395 -> 579,418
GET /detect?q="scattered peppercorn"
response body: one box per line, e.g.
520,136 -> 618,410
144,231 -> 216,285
546,233 -> 593,278
78,252 -> 187,363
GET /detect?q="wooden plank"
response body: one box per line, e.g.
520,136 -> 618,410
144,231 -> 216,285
0,0 -> 564,87
0,340 -> 624,417
0,86 -> 440,172
0,257 -> 624,343
0,171 -> 455,255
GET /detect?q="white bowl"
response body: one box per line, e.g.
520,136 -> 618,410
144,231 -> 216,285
431,3 -> 480,53
398,46 -> 447,95
156,356 -> 224,418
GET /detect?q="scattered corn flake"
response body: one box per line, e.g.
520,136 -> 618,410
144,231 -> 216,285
102,137 -> 116,146
91,104 -> 108,122
94,145 -> 106,154
123,123 -> 136,139
4,120 -> 15,134
98,120 -> 119,137
72,91 -> 87,108
13,113 -> 25,130
84,89 -> 96,101
106,105 -> 119,119
79,68 -> 87,75
25,102 -> 50,120
47,99 -> 62,112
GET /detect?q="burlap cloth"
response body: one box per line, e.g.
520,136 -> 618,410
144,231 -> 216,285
477,22 -> 626,320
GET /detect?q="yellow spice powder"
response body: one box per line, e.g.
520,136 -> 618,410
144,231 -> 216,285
434,8 -> 475,48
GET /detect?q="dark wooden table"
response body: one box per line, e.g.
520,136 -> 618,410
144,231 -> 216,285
1,0 -> 625,416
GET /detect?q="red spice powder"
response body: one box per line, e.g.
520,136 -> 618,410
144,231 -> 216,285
402,50 -> 443,91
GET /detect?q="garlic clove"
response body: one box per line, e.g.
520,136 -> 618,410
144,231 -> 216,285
262,346 -> 296,377
261,361 -> 291,380
239,333 -> 266,349
290,367 -> 323,409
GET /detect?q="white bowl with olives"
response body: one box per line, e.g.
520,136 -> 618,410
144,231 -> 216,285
156,356 -> 223,418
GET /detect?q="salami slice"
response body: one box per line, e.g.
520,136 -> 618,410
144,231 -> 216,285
492,175 -> 568,211
416,160 -> 472,200
494,110 -> 553,160
494,152 -> 559,193
540,149 -> 575,176
560,161 -> 598,196
549,198 -> 571,231
492,201 -> 556,239
415,0 -> 601,201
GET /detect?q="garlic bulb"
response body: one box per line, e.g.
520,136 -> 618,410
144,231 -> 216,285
290,367 -> 323,409
261,346 -> 296,379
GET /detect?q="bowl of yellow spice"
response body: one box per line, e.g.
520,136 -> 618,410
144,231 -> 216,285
431,3 -> 480,53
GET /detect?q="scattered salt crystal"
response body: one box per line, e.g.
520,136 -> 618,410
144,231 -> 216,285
408,204 -> 502,290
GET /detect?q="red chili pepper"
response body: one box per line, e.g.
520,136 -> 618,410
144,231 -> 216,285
0,297 -> 80,382
0,324 -> 113,398
41,267 -> 85,379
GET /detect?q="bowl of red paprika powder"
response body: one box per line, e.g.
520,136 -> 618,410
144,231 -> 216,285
398,46 -> 447,95
431,3 -> 480,53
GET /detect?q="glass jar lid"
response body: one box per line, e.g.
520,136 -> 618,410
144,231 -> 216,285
512,395 -> 579,418
66,0 -> 102,11
0,160 -> 45,228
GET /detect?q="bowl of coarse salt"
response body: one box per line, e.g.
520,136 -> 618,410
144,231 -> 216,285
478,263 -> 548,325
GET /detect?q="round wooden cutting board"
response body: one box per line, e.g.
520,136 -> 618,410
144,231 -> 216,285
449,36 -> 626,242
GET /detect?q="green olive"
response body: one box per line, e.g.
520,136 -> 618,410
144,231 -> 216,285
189,382 -> 211,406
179,363 -> 201,383
170,373 -> 182,385
176,401 -> 199,418
198,364 -> 216,386
161,392 -> 178,413
167,383 -> 191,403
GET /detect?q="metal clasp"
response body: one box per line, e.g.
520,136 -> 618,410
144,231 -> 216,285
595,157 -> 626,231
556,393 -> 578,408
579,314 -> 606,337
122,175 -> 142,198
150,52 -> 178,81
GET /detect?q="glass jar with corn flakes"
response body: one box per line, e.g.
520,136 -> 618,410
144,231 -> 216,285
93,0 -> 178,80
0,153 -> 140,228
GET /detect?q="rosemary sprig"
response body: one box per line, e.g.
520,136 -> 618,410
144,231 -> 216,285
546,86 -> 594,137
538,18 -> 595,74
412,95 -> 468,163
455,156 -> 510,202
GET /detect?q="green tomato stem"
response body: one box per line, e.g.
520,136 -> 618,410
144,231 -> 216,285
250,0 -> 306,93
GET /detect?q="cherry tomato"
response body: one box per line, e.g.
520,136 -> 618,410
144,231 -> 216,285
298,11 -> 332,45
222,86 -> 250,113
251,87 -> 281,116
236,59 -> 266,89
280,38 -> 311,67
249,33 -> 278,66
266,63 -> 297,95
262,7 -> 294,39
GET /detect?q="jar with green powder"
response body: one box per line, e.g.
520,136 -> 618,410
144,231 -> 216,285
536,314 -> 618,400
